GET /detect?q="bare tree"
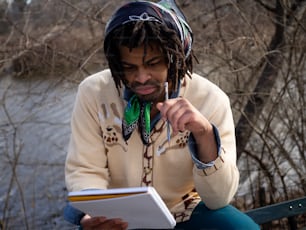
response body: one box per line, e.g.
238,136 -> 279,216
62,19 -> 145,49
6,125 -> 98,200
186,0 -> 305,227
235,0 -> 305,160
0,0 -> 305,229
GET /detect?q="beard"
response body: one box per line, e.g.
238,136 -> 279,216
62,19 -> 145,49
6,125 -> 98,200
127,80 -> 164,102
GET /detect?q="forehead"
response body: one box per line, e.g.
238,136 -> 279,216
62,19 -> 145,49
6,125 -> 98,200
119,43 -> 163,60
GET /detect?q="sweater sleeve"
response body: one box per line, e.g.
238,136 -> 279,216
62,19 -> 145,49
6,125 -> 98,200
188,75 -> 239,210
188,124 -> 222,169
65,77 -> 110,192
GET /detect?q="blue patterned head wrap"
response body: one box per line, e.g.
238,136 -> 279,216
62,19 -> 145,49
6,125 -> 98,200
104,0 -> 193,58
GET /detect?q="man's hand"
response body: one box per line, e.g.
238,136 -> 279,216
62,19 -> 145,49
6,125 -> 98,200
157,97 -> 208,135
156,98 -> 218,163
80,214 -> 128,230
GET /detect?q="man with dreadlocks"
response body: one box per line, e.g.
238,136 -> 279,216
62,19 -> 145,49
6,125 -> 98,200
64,0 -> 259,229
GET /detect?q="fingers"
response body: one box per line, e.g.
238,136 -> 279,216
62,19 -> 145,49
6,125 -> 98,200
81,215 -> 106,227
81,215 -> 104,229
100,218 -> 128,230
156,98 -> 203,134
81,215 -> 128,230
156,99 -> 184,132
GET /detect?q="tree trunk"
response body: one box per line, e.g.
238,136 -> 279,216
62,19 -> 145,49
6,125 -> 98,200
236,1 -> 285,159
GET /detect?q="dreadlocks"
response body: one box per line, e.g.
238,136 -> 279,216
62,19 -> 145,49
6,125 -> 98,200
104,20 -> 193,94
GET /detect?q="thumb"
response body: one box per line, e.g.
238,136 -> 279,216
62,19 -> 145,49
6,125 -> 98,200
156,102 -> 163,111
156,102 -> 167,121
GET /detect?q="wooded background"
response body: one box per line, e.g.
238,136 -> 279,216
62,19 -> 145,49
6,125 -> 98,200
0,0 -> 305,229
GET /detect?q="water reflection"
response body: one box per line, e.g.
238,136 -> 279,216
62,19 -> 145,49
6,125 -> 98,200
0,75 -> 77,229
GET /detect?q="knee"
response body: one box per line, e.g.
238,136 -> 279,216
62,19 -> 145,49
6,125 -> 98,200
208,205 -> 260,230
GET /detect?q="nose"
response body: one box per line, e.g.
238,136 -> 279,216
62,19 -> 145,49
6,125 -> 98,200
135,66 -> 151,84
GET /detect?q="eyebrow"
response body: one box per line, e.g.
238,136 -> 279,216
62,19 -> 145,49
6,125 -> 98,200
121,56 -> 164,66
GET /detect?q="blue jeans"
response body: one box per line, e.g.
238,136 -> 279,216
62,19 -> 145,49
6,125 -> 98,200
64,201 -> 259,230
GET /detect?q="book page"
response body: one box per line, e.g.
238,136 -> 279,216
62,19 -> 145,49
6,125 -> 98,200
68,187 -> 176,229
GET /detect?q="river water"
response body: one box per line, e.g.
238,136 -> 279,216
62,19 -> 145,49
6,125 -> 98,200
0,75 -> 78,229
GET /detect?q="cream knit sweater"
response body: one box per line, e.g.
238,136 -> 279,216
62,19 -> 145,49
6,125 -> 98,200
65,69 -> 239,222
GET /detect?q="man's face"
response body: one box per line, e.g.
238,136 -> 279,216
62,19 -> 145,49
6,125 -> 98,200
119,43 -> 169,103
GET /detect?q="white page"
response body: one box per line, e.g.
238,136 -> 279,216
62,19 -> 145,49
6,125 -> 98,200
69,187 -> 176,229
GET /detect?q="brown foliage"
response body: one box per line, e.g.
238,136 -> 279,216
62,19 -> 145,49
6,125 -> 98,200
0,0 -> 305,229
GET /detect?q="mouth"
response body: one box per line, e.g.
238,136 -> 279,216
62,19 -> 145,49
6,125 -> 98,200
134,85 -> 157,95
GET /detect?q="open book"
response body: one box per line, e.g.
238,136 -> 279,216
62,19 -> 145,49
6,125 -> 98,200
68,186 -> 176,229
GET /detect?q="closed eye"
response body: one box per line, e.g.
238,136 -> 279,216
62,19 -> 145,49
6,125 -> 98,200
145,57 -> 165,69
122,63 -> 137,71
146,60 -> 161,67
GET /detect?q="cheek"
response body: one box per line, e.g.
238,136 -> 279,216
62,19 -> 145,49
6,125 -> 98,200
160,69 -> 169,81
152,65 -> 168,80
121,72 -> 134,85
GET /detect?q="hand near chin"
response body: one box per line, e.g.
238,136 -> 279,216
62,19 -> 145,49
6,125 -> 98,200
81,214 -> 128,230
156,97 -> 210,135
